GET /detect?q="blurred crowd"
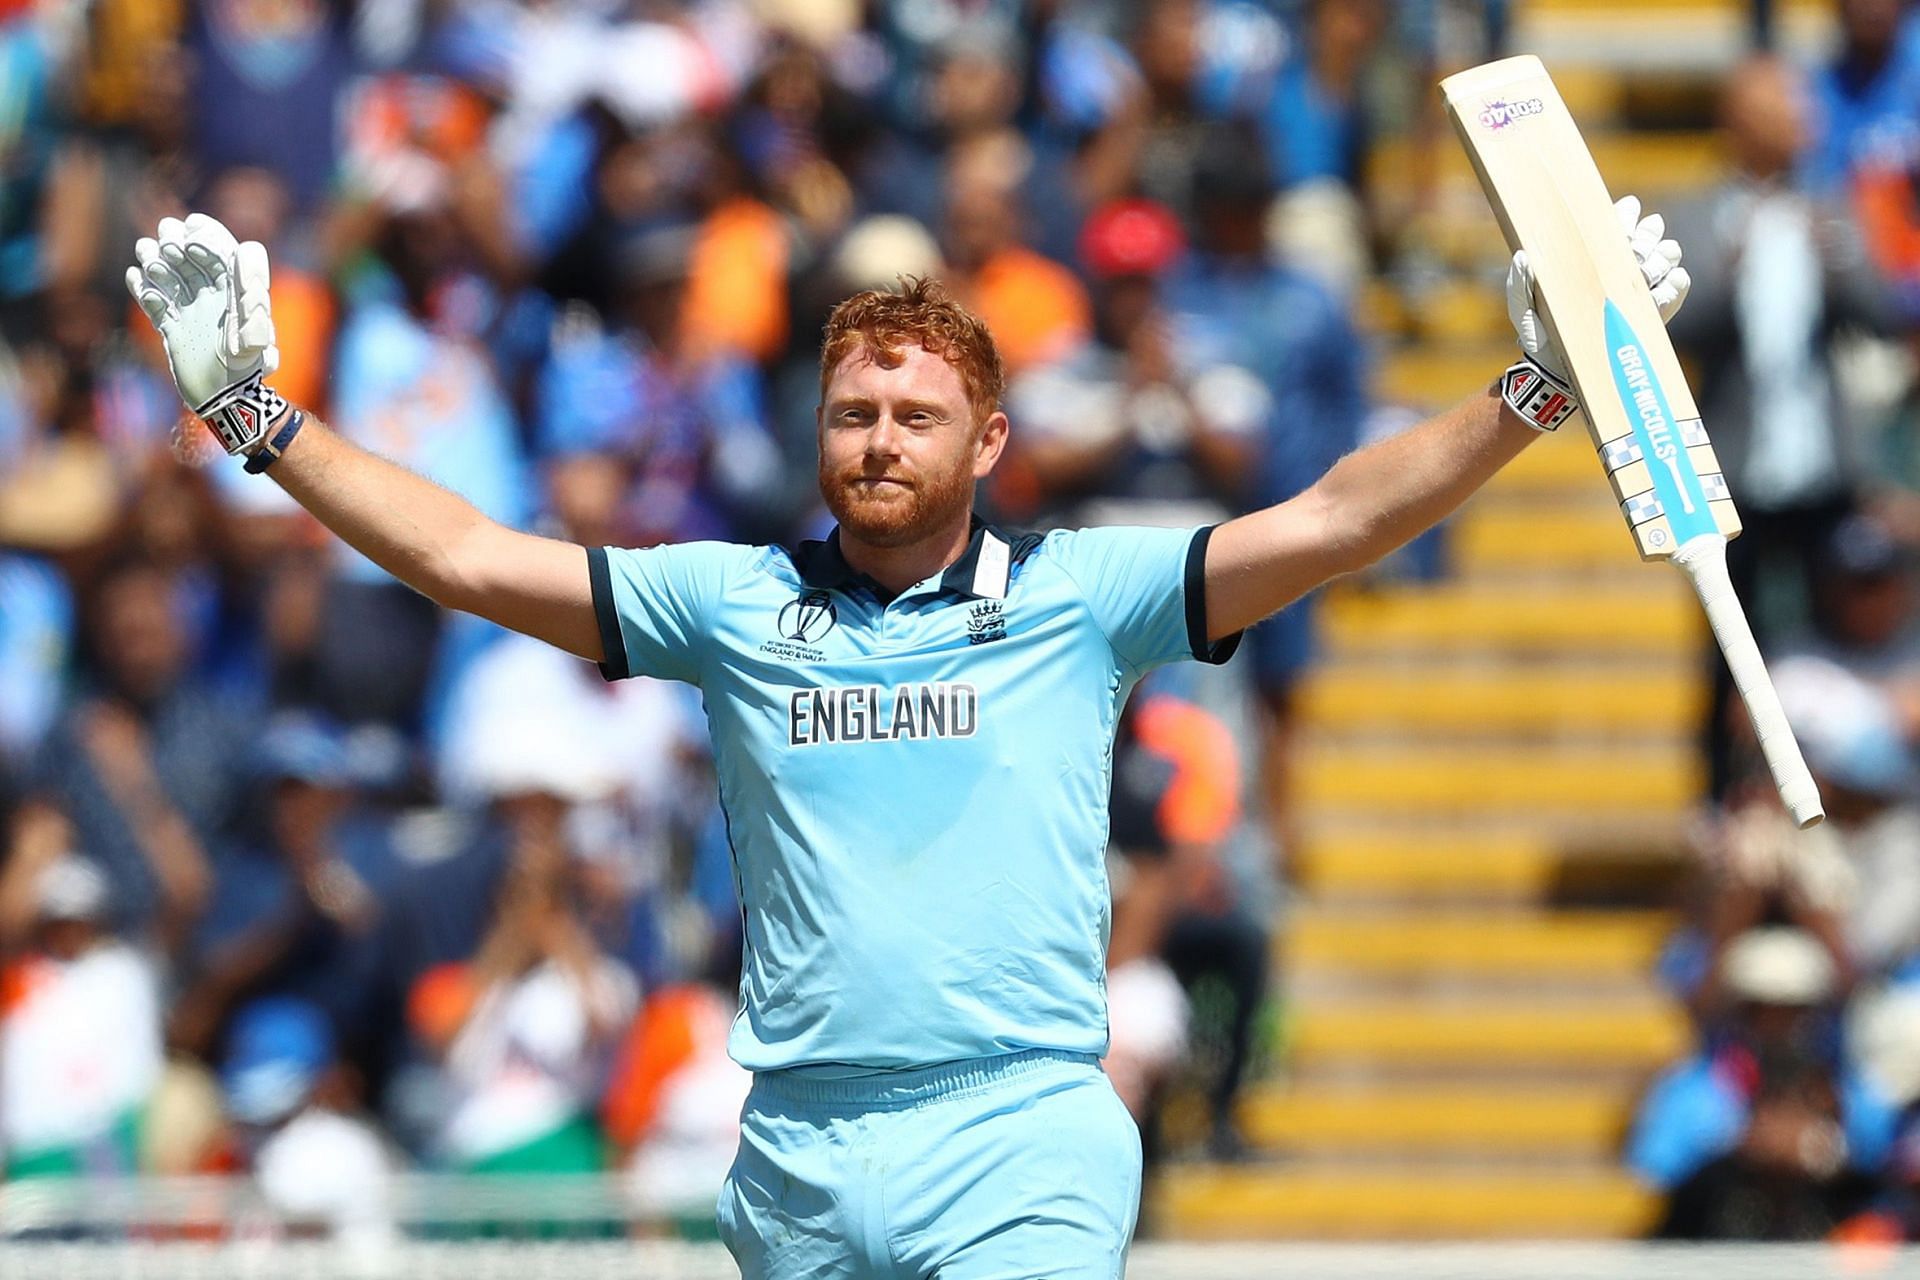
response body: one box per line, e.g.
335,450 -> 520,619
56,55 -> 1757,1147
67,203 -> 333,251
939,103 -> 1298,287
1631,0 -> 1920,1243
29,0 -> 1920,1251
0,0 -> 1484,1238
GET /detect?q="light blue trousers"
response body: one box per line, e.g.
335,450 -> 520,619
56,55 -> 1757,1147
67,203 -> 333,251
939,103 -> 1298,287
718,1048 -> 1142,1279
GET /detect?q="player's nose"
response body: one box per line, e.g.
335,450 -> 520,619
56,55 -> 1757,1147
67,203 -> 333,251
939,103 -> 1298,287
865,413 -> 905,457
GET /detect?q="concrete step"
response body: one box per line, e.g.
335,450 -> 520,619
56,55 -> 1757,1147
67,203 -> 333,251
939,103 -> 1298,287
1284,909 -> 1672,982
1377,341 -> 1515,406
1296,742 -> 1701,819
1482,431 -> 1610,495
1152,1162 -> 1659,1240
1288,992 -> 1689,1071
1294,829 -> 1558,901
1450,503 -> 1648,575
1510,1 -> 1831,72
1298,663 -> 1703,736
1321,581 -> 1699,655
1239,1081 -> 1637,1158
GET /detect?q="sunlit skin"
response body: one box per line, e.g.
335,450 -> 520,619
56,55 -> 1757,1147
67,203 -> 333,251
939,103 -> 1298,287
817,344 -> 1008,594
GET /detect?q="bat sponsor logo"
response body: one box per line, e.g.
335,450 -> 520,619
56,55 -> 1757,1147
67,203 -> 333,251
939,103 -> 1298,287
1479,97 -> 1546,130
1611,342 -> 1694,515
1603,301 -> 1714,544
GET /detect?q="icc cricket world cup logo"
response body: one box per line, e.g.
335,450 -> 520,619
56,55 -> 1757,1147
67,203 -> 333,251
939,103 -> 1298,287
779,591 -> 838,644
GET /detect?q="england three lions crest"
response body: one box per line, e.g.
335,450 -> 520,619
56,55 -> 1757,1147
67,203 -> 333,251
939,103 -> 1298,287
967,600 -> 1006,645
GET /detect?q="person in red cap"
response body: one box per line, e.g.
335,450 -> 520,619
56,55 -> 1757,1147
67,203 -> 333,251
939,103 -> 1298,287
1005,197 -> 1270,534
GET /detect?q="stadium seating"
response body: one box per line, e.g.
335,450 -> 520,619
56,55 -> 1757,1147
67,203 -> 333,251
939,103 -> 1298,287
1148,4 -> 1825,1235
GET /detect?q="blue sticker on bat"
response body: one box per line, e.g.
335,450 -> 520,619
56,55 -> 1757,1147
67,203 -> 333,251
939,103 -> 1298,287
1604,300 -> 1715,545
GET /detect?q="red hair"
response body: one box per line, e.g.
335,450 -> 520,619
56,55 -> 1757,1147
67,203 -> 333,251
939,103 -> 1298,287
818,277 -> 1005,425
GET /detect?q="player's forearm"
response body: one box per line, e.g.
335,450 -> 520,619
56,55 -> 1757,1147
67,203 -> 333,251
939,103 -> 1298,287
249,410 -> 602,661
1205,386 -> 1535,639
1313,385 -> 1537,575
261,410 -> 492,606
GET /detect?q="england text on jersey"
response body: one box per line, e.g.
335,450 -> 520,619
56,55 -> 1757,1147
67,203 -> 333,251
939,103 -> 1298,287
787,682 -> 979,746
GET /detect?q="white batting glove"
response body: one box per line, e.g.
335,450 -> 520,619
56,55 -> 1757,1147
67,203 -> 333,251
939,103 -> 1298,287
1501,194 -> 1692,432
125,214 -> 285,456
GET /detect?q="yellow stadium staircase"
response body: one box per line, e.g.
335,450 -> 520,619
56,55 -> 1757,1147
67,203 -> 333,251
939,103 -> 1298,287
1153,399 -> 1696,1248
1144,6 -> 1825,1238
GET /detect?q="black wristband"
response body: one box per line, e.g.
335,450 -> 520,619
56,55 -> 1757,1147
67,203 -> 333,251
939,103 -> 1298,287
243,409 -> 306,474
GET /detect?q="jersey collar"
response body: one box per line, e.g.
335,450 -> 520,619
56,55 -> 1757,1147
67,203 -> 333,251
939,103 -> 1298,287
793,518 -> 1036,601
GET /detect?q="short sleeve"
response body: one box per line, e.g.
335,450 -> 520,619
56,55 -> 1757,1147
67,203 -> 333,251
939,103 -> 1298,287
588,542 -> 747,685
1044,525 -> 1242,674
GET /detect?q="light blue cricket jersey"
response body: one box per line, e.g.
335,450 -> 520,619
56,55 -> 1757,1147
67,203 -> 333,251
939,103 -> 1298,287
588,520 -> 1240,1072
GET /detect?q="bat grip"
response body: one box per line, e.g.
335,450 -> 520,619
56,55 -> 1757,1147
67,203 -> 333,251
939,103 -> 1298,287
1672,535 -> 1825,828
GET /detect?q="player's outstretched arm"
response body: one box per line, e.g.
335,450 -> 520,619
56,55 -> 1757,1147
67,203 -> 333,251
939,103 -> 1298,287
259,416 -> 601,660
127,214 -> 603,664
1203,196 -> 1690,643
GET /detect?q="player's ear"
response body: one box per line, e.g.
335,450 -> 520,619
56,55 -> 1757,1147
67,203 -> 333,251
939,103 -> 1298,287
973,410 -> 1009,478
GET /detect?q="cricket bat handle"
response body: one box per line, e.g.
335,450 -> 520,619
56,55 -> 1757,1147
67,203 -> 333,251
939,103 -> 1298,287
1672,536 -> 1824,828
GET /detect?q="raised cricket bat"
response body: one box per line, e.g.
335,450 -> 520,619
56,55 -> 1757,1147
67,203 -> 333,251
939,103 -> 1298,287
1441,55 -> 1825,827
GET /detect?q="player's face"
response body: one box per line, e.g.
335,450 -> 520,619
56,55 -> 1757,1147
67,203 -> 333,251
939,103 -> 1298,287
818,344 -> 1008,548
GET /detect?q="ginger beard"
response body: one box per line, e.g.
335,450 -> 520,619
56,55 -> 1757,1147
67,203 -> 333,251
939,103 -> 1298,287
818,446 -> 977,548
817,346 -> 986,548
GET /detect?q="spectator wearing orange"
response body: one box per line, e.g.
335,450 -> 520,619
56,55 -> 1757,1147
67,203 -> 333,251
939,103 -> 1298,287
939,134 -> 1091,375
604,981 -> 751,1238
1108,686 -> 1266,1162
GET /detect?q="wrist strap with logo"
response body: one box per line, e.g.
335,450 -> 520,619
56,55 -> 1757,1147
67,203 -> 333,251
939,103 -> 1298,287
196,372 -> 288,456
1499,358 -> 1579,433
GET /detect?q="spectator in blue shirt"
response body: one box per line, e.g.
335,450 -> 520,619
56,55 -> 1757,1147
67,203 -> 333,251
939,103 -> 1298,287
1160,126 -> 1366,858
32,557 -> 245,952
172,714 -> 392,1081
1806,0 -> 1920,195
536,224 -> 783,548
1630,927 -> 1896,1238
1255,0 -> 1388,193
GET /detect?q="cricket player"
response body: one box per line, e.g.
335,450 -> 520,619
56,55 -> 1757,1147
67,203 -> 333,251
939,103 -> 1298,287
127,199 -> 1686,1277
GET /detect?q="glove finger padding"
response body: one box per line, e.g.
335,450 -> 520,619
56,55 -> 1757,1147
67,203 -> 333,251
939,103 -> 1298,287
1505,249 -> 1535,338
1505,249 -> 1565,378
160,239 -> 211,295
231,241 -> 276,367
142,257 -> 188,307
1613,194 -> 1642,236
134,238 -> 191,310
182,243 -> 229,288
184,213 -> 239,261
155,218 -> 212,295
1639,240 -> 1678,291
1652,265 -> 1691,322
1628,211 -> 1665,262
125,265 -> 172,325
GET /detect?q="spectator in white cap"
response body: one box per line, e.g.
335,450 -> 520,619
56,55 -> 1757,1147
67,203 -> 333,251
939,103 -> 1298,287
439,630 -> 715,986
1672,653 -> 1920,1022
1628,926 -> 1897,1239
0,840 -> 163,1178
1764,654 -> 1920,985
408,718 -> 639,1178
